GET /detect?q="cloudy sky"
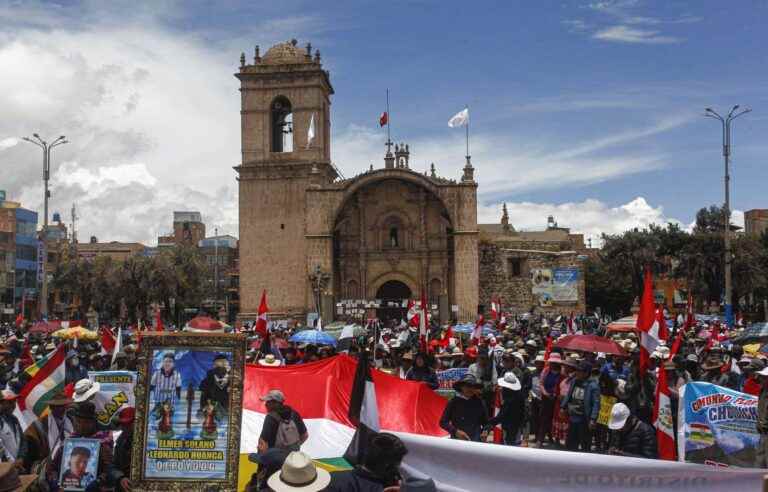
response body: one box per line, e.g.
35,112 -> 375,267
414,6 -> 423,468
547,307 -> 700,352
0,0 -> 765,246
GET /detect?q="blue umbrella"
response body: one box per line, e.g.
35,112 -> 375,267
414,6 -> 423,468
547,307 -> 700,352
735,323 -> 768,345
289,329 -> 337,347
452,323 -> 496,336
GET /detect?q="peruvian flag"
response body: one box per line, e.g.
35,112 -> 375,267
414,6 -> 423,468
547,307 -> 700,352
379,111 -> 388,127
407,299 -> 419,327
544,335 -> 553,361
670,294 -> 694,358
492,388 -> 503,444
490,297 -> 500,321
636,268 -> 663,374
419,290 -> 429,351
566,312 -> 575,335
654,357 -> 676,460
14,312 -> 23,328
254,290 -> 269,337
100,327 -> 116,356
472,314 -> 485,341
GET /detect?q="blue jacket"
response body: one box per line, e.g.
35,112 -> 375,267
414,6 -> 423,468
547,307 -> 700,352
561,377 -> 600,423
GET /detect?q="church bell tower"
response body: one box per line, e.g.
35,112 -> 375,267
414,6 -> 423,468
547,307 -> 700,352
235,39 -> 335,318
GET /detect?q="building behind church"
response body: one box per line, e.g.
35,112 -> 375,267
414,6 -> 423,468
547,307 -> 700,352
235,40 -> 586,324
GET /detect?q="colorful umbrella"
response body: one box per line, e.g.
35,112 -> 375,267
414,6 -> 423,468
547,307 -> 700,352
553,334 -> 626,356
452,323 -> 496,336
52,326 -> 99,340
186,316 -> 224,332
289,329 -> 337,347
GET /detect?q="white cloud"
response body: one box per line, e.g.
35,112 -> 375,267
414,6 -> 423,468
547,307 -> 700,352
478,197 -> 679,247
593,25 -> 680,44
0,137 -> 18,150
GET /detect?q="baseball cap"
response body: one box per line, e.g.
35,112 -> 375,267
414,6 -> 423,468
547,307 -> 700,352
608,403 -> 631,430
260,389 -> 285,403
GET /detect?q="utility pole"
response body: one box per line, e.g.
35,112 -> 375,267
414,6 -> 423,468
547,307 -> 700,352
71,202 -> 77,256
214,227 -> 219,316
22,134 -> 68,319
705,106 -> 751,327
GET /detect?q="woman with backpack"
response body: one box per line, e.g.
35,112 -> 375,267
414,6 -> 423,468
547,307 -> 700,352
258,390 -> 308,453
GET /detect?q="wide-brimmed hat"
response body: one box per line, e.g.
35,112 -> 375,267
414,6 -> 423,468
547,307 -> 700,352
73,379 -> 100,403
0,462 -> 35,492
46,391 -> 73,407
259,354 -> 282,367
497,372 -> 522,391
267,451 -> 331,492
701,358 -> 724,371
547,353 -> 563,364
685,354 -> 699,363
453,374 -> 483,392
749,358 -> 766,372
608,402 -> 631,430
662,360 -> 677,370
562,356 -> 579,368
260,389 -> 285,404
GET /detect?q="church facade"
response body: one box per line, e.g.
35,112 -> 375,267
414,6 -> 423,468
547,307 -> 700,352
236,40 -> 585,324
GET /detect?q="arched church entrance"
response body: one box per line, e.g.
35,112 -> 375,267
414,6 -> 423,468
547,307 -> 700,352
332,174 -> 454,324
375,280 -> 412,322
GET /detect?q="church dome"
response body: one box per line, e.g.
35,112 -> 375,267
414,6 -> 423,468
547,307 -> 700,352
262,40 -> 309,65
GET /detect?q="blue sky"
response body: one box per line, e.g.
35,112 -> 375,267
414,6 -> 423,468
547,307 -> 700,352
0,0 -> 765,244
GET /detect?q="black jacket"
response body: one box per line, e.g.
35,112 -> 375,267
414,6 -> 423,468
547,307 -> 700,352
439,395 -> 488,441
613,417 -> 657,459
325,466 -> 392,492
486,388 -> 526,431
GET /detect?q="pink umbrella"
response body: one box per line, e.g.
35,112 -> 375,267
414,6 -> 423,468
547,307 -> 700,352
554,334 -> 626,356
186,316 -> 223,332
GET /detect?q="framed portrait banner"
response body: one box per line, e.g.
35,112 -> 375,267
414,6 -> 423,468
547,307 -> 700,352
59,438 -> 100,491
130,332 -> 246,491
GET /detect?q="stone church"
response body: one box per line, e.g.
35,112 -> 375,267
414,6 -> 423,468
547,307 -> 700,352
236,40 -> 586,324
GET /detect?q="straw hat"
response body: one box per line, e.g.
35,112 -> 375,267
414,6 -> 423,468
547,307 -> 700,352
267,451 -> 331,492
258,354 -> 282,367
497,372 -> 522,391
72,379 -> 101,403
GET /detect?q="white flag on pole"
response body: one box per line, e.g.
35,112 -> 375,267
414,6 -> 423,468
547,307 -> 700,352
448,108 -> 469,128
307,113 -> 316,149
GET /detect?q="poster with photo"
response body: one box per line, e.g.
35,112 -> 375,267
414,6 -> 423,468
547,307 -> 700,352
87,370 -> 136,427
131,333 -> 245,491
59,438 -> 100,491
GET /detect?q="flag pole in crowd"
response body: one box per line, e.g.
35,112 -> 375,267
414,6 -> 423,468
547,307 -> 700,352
343,347 -> 380,466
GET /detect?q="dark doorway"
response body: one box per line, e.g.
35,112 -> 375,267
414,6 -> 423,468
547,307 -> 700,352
375,280 -> 412,322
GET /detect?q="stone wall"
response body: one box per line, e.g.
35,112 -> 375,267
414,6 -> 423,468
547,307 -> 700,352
478,239 -> 586,317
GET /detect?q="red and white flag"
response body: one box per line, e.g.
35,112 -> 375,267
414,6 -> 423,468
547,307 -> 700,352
407,299 -> 419,328
379,111 -> 388,127
100,327 -> 116,356
419,290 -> 428,351
490,297 -> 500,321
654,356 -> 676,460
636,268 -> 663,374
255,290 -> 269,338
472,314 -> 485,341
566,312 -> 575,335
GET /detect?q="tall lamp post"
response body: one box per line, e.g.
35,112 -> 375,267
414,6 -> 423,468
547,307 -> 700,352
704,106 -> 751,327
21,134 -> 68,319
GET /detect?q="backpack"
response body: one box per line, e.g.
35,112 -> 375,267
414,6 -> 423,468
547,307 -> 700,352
270,411 -> 301,451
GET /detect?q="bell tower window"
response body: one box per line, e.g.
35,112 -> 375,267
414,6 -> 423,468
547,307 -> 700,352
271,96 -> 293,152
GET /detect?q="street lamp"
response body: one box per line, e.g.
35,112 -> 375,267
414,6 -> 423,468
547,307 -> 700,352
704,106 -> 751,327
21,134 -> 68,319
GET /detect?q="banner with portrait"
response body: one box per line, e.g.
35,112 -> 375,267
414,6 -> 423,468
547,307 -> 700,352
59,438 -> 100,491
531,267 -> 579,306
678,382 -> 760,467
131,333 -> 246,491
87,370 -> 136,427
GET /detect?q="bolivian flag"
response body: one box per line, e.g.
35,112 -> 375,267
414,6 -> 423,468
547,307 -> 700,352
18,344 -> 66,425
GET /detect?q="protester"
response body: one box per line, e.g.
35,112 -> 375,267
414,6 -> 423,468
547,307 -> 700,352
108,407 -> 135,492
486,372 -> 526,445
755,366 -> 768,467
439,374 -> 487,442
326,433 -> 408,491
535,353 -> 562,447
405,353 -> 438,390
0,389 -> 24,464
258,390 -> 308,453
607,403 -> 657,459
560,361 -> 599,452
21,390 -> 73,473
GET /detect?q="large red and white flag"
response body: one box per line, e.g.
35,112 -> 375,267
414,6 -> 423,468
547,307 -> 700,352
472,314 -> 485,341
636,268 -> 662,374
654,357 -> 676,460
255,290 -> 269,338
100,327 -> 116,356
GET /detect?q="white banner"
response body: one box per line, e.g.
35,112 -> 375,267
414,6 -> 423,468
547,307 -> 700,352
396,432 -> 767,492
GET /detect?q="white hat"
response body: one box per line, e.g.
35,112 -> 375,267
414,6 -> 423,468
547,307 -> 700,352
267,451 -> 331,492
650,351 -> 662,360
535,354 -> 546,362
757,367 -> 768,377
260,389 -> 286,403
608,402 -> 631,430
258,354 -> 282,367
73,379 -> 101,403
497,372 -> 522,391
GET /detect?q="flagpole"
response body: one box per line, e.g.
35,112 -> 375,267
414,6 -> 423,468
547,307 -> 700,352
465,104 -> 470,160
386,89 -> 392,154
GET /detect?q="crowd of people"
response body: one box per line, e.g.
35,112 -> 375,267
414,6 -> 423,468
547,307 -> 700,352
0,308 -> 764,491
